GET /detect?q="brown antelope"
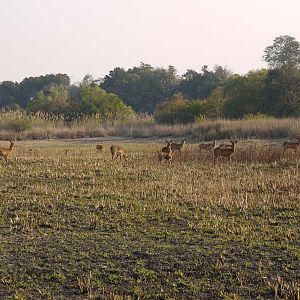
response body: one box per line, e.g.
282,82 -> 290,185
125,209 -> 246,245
158,142 -> 172,163
283,138 -> 300,152
161,140 -> 173,154
199,140 -> 216,151
171,139 -> 186,152
96,144 -> 104,152
110,145 -> 128,161
213,140 -> 237,163
219,139 -> 238,149
0,141 -> 16,162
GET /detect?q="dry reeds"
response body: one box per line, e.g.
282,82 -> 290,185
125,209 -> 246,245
1,110 -> 300,141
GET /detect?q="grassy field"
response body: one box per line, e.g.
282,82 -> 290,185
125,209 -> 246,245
0,139 -> 299,299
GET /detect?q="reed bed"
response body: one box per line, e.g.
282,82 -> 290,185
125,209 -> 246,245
0,110 -> 299,140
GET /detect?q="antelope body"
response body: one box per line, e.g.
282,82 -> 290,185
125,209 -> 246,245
96,144 -> 104,152
219,140 -> 238,149
171,139 -> 186,152
110,145 -> 128,161
158,142 -> 172,163
213,140 -> 236,163
199,140 -> 216,151
161,140 -> 173,154
0,141 -> 16,162
283,138 -> 300,151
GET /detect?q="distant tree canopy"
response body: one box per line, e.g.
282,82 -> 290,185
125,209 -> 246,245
27,85 -> 70,114
101,63 -> 179,113
1,35 -> 300,122
80,84 -> 134,120
0,73 -> 70,108
179,65 -> 231,100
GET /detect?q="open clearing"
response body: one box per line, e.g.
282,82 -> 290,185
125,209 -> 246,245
0,139 -> 299,299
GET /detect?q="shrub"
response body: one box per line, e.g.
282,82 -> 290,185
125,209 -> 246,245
4,118 -> 32,132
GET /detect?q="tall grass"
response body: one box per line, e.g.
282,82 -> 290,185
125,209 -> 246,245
0,110 -> 299,140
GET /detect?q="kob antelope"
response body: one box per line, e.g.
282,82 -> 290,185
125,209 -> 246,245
161,140 -> 173,154
199,140 -> 216,151
158,142 -> 172,163
213,140 -> 237,163
171,139 -> 186,152
283,138 -> 300,152
96,144 -> 104,152
110,145 -> 128,161
219,140 -> 238,149
0,141 -> 16,162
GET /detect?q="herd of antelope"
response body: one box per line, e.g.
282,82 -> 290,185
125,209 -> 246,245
0,137 -> 299,164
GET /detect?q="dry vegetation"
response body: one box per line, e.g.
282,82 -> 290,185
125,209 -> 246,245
0,139 -> 299,299
1,110 -> 300,141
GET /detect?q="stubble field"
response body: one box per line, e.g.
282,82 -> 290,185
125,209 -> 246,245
0,139 -> 299,299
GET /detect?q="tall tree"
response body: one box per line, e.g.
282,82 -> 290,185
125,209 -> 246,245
263,35 -> 300,69
80,84 -> 134,120
0,81 -> 19,107
26,85 -> 70,114
18,73 -> 70,107
264,66 -> 300,117
179,65 -> 231,100
101,63 -> 179,113
223,70 -> 268,118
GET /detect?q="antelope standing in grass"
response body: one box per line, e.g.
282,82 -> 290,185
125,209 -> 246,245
96,144 -> 104,152
219,139 -> 238,149
158,141 -> 172,163
213,140 -> 237,163
110,145 -> 128,161
171,139 -> 186,153
199,140 -> 216,151
283,138 -> 300,152
0,141 -> 16,162
161,140 -> 173,154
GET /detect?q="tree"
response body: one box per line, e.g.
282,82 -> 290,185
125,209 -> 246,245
154,93 -> 189,124
263,35 -> 300,69
80,85 -> 134,120
27,85 -> 70,114
18,73 -> 71,107
264,66 -> 300,117
179,65 -> 231,100
0,81 -> 19,107
101,63 -> 179,113
223,70 -> 268,118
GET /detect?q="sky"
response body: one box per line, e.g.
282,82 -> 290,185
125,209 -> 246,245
1,0 -> 300,83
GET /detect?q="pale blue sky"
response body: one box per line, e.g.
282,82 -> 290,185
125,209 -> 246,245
1,0 -> 299,82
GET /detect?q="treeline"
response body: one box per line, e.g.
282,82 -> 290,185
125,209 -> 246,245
1,35 -> 300,124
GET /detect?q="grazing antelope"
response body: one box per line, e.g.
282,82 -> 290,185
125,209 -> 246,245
110,145 -> 128,161
171,139 -> 186,152
199,140 -> 216,151
158,142 -> 172,163
0,141 -> 16,162
283,138 -> 300,152
213,140 -> 237,163
96,144 -> 104,152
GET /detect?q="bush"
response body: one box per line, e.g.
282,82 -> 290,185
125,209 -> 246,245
4,119 -> 32,132
243,112 -> 273,120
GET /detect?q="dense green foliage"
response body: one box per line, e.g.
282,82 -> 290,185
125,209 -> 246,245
263,35 -> 300,69
1,36 -> 300,123
101,63 -> 179,113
